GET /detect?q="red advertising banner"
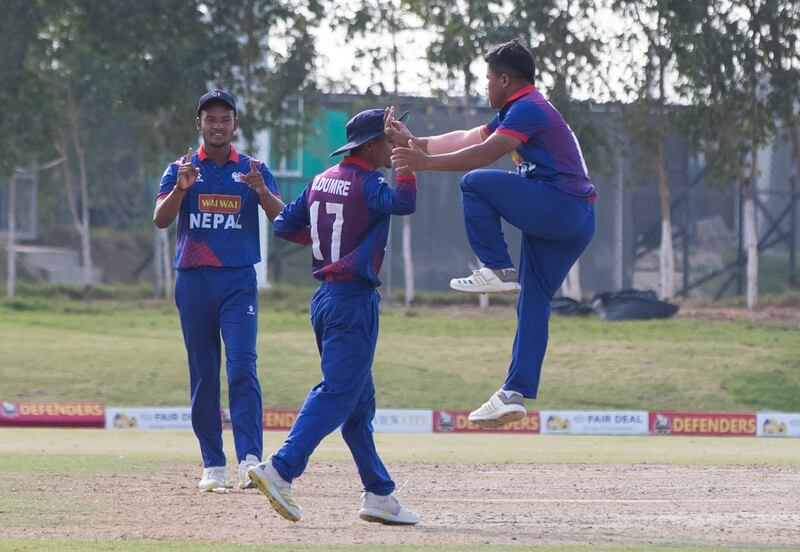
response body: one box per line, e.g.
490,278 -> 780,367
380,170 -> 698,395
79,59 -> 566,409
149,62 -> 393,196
649,411 -> 756,437
263,409 -> 299,431
433,410 -> 540,433
0,401 -> 105,428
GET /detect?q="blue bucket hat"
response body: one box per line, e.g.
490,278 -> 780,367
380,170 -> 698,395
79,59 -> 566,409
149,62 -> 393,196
329,109 -> 409,157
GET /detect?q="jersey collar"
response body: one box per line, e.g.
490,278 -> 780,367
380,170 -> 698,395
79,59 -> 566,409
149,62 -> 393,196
197,144 -> 240,163
341,156 -> 373,170
503,85 -> 537,108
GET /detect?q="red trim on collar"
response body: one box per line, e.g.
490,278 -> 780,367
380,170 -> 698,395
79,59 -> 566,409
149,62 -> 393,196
504,85 -> 538,107
197,144 -> 239,163
341,156 -> 372,170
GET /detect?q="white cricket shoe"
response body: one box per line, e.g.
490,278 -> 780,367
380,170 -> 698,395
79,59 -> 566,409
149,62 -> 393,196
248,458 -> 302,522
450,267 -> 520,294
359,491 -> 420,525
198,466 -> 228,492
468,390 -> 527,428
238,454 -> 260,489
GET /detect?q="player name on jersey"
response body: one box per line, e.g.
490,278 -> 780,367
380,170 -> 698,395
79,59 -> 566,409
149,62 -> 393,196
311,176 -> 351,197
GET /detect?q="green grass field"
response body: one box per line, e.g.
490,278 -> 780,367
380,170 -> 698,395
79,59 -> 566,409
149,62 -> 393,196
1,295 -> 799,411
2,294 -> 800,551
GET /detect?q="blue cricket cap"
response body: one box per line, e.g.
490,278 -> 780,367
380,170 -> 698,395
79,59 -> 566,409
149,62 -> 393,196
197,89 -> 237,116
330,109 -> 409,157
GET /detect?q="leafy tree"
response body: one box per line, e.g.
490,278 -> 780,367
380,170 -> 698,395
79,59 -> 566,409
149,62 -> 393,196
672,0 -> 774,308
614,0 -> 681,299
24,0 -> 218,297
405,0 -> 501,114
760,1 -> 800,187
331,0 -> 418,304
0,1 -> 53,178
203,0 -> 324,149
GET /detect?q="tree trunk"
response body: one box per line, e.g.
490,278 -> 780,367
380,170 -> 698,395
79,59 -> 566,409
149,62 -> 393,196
402,216 -> 414,307
561,261 -> 582,300
65,87 -> 94,299
656,141 -> 675,300
789,122 -> 800,177
389,21 -> 414,307
742,176 -> 758,310
6,173 -> 16,298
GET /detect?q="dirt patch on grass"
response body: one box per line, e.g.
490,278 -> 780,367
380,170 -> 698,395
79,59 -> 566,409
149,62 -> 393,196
677,305 -> 800,324
3,461 -> 799,547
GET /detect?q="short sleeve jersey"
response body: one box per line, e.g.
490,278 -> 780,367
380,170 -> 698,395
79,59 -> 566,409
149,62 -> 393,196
157,144 -> 281,269
272,157 -> 417,287
484,85 -> 596,200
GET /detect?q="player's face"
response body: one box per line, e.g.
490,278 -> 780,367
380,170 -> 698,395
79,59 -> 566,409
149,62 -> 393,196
486,68 -> 507,109
197,104 -> 238,149
372,134 -> 394,169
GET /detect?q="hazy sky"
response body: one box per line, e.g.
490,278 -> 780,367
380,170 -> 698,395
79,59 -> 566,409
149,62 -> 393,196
313,4 -> 642,104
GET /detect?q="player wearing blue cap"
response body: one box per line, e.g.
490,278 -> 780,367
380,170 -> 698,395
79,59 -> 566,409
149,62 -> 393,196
390,39 -> 597,428
248,108 -> 420,525
154,89 -> 284,492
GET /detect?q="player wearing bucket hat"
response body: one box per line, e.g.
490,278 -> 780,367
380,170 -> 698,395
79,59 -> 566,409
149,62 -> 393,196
329,109 -> 409,157
248,108 -> 419,525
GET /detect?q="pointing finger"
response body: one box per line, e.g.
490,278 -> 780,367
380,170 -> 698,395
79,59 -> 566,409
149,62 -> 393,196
249,159 -> 257,173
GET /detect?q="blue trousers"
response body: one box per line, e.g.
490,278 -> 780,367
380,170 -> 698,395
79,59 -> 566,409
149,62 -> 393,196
460,170 -> 596,398
175,266 -> 263,468
271,281 -> 394,496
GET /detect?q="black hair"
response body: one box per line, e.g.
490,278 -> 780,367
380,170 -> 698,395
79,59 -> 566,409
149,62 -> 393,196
484,38 -> 536,84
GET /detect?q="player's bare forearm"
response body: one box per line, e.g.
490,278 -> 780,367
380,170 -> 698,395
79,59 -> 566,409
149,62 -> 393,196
392,132 -> 520,173
425,126 -> 485,154
259,189 -> 285,221
153,188 -> 186,228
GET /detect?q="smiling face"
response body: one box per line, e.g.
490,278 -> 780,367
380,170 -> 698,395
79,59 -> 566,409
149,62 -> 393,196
197,102 -> 238,149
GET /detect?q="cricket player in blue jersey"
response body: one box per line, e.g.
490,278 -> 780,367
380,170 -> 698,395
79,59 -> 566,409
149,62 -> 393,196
248,108 -> 420,525
154,89 -> 284,492
390,39 -> 597,428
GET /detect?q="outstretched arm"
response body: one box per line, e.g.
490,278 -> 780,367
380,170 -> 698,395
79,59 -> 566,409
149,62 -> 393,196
391,132 -> 521,172
384,106 -> 484,155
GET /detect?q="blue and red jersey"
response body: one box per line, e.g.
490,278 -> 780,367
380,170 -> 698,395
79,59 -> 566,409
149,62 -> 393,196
157,145 -> 281,270
273,157 -> 416,287
483,85 -> 596,201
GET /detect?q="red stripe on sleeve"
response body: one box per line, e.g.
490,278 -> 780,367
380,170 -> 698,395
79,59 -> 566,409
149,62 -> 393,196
496,128 -> 528,143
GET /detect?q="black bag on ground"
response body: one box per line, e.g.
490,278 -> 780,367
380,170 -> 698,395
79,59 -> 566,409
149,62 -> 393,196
590,289 -> 678,321
551,297 -> 594,316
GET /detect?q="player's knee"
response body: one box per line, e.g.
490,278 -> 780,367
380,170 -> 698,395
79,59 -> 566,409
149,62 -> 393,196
226,354 -> 258,384
459,171 -> 477,192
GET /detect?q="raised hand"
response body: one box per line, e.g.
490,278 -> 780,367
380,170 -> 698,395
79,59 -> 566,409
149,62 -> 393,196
384,106 -> 414,146
242,158 -> 268,195
176,147 -> 200,191
391,139 -> 427,173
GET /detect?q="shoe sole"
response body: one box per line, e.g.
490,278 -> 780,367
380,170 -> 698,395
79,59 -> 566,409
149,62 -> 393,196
248,469 -> 300,522
198,482 -> 230,492
449,282 -> 521,294
469,410 -> 526,428
359,510 -> 418,526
